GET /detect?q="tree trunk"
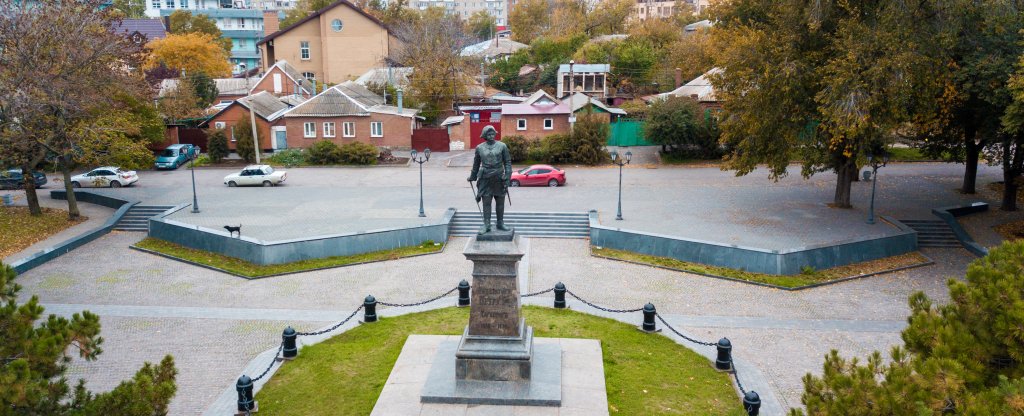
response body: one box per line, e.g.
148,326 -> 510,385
833,159 -> 856,208
1003,172 -> 1019,212
1000,136 -> 1023,212
20,163 -> 42,216
962,134 -> 980,194
59,157 -> 80,220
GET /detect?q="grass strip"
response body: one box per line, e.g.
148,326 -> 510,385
1,207 -> 84,259
256,306 -> 745,415
133,237 -> 443,278
592,246 -> 931,289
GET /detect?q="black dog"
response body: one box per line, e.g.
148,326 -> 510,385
224,225 -> 242,237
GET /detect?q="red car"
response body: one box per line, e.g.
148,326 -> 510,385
510,164 -> 566,187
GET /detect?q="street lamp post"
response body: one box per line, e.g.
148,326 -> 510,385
411,148 -> 431,217
610,149 -> 632,221
190,150 -> 200,213
866,151 -> 889,225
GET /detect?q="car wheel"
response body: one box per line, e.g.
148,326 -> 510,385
548,179 -> 559,187
262,180 -> 273,187
510,180 -> 520,187
71,181 -> 80,188
228,181 -> 237,187
110,181 -> 121,188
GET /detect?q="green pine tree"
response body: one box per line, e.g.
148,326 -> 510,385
233,119 -> 257,163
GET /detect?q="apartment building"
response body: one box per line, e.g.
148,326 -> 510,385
633,0 -> 711,21
408,0 -> 508,27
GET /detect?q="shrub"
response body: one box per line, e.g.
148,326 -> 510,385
338,142 -> 378,165
206,129 -> 229,163
307,140 -> 342,165
233,120 -> 256,163
503,135 -> 529,162
647,96 -> 720,160
266,148 -> 305,167
192,154 -> 211,167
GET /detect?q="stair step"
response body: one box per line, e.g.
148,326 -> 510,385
450,211 -> 589,239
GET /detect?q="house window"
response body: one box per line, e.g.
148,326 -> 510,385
343,122 -> 355,137
229,126 -> 236,141
300,41 -> 310,60
323,122 -> 335,137
237,18 -> 245,29
517,119 -> 526,130
543,118 -> 553,130
166,0 -> 175,7
151,0 -> 161,8
370,121 -> 383,137
303,122 -> 316,138
302,72 -> 315,80
331,19 -> 343,32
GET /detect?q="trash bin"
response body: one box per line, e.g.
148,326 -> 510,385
2,194 -> 12,206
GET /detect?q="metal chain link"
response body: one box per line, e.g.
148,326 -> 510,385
378,286 -> 459,307
251,343 -> 283,382
655,313 -> 717,346
521,287 -> 555,297
296,304 -> 363,337
733,370 -> 747,395
564,289 -> 645,313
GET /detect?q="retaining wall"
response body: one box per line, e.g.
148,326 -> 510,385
11,191 -> 137,275
589,211 -> 918,275
148,208 -> 456,265
932,202 -> 990,257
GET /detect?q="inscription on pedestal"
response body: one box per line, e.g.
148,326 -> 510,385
468,275 -> 521,336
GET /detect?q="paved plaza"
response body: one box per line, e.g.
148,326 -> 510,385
3,160 -> 1020,414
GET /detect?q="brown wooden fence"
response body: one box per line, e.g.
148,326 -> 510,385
411,128 -> 449,152
178,128 -> 209,152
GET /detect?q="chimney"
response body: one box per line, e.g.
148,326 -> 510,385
263,11 -> 279,36
675,67 -> 682,88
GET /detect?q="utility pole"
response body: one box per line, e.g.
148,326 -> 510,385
481,60 -> 486,90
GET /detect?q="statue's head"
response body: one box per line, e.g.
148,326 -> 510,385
481,126 -> 497,143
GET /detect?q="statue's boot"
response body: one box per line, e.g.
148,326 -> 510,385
479,202 -> 492,234
495,200 -> 511,231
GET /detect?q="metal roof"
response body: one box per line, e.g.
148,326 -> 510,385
112,18 -> 166,41
558,64 -> 610,74
658,68 -> 721,102
460,38 -> 529,58
354,67 -> 413,87
237,91 -> 292,121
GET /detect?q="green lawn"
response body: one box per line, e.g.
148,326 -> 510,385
1,206 -> 84,259
592,246 -> 930,288
886,147 -> 933,161
133,238 -> 443,278
256,306 -> 745,415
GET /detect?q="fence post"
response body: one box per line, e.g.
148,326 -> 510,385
641,303 -> 656,332
715,338 -> 733,371
743,391 -> 761,415
236,375 -> 256,412
282,326 -> 297,359
553,282 -> 566,309
363,295 -> 378,323
458,279 -> 470,307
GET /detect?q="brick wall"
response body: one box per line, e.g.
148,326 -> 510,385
252,66 -> 307,97
284,113 -> 414,149
500,114 -> 570,140
205,104 -> 275,151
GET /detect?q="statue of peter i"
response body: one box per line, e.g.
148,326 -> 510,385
467,126 -> 512,235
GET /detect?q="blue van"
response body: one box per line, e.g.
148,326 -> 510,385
155,144 -> 198,170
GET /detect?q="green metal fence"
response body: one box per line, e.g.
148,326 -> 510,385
608,119 -> 654,146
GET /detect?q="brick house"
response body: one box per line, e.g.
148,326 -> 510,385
283,81 -> 421,149
249,60 -> 316,98
500,90 -> 571,140
201,91 -> 296,151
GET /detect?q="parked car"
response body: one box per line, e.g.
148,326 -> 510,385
154,144 -> 198,170
0,169 -> 47,190
510,164 -> 566,187
224,165 -> 287,187
70,167 -> 139,188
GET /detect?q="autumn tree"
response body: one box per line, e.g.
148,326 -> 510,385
145,32 -> 232,78
997,52 -> 1024,211
647,96 -> 718,158
168,10 -> 232,52
233,119 -> 257,163
158,77 -> 203,122
466,10 -> 496,42
392,8 -> 469,122
111,0 -> 146,18
665,26 -> 716,84
508,0 -> 550,44
711,0 -> 942,208
792,240 -> 1024,415
188,72 -> 219,109
0,262 -> 179,413
281,0 -> 334,29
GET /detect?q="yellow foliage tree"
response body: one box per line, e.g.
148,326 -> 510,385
144,32 -> 231,77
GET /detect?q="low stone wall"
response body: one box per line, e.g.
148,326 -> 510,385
932,202 -> 989,257
588,211 -> 918,275
11,191 -> 137,275
148,208 -> 456,265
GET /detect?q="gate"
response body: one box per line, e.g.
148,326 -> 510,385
608,120 -> 653,146
178,128 -> 209,152
412,127 -> 450,152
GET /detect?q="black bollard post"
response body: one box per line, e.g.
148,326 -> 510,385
236,375 -> 256,412
364,295 -> 378,323
458,279 -> 470,307
743,391 -> 761,415
282,326 -> 297,359
553,282 -> 566,309
641,303 -> 656,332
715,337 -> 733,371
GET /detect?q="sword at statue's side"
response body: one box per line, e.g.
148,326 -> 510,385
504,179 -> 512,206
469,180 -> 482,213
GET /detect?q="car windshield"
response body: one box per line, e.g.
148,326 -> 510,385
159,149 -> 176,157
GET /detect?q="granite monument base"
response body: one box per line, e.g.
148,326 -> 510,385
474,228 -> 515,242
455,320 -> 534,381
422,337 -> 561,406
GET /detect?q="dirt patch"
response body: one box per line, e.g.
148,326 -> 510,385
1,206 -> 86,259
994,220 -> 1024,241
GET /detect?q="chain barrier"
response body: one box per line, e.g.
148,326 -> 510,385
521,287 -> 555,297
377,286 -> 459,307
295,304 -> 364,337
251,343 -> 284,382
565,289 -> 645,313
655,313 -> 717,347
733,369 -> 747,395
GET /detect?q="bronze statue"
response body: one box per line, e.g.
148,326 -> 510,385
467,126 -> 512,235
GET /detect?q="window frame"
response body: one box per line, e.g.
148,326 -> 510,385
323,121 -> 336,138
300,41 -> 310,60
370,121 -> 383,137
303,122 -> 316,138
543,118 -> 553,130
343,122 -> 355,137
517,118 -> 527,130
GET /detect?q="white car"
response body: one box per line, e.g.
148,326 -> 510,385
224,165 -> 287,187
70,167 -> 139,188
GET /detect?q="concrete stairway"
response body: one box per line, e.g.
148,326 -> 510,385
900,219 -> 962,248
449,211 -> 590,238
114,205 -> 174,232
